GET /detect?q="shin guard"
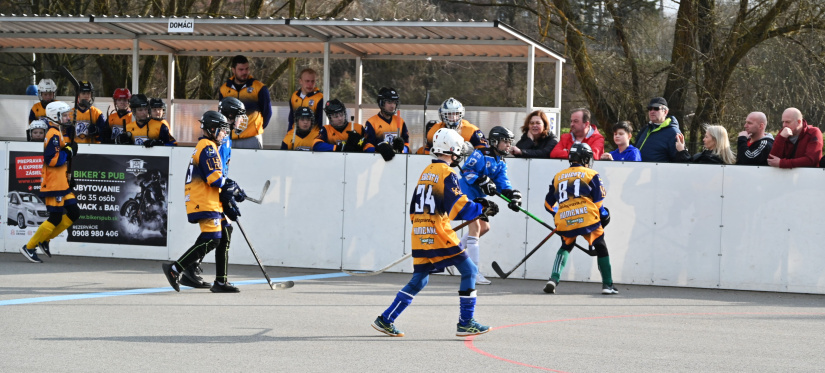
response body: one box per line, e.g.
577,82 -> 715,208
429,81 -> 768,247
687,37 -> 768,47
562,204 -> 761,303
382,291 -> 414,323
27,221 -> 56,249
551,248 -> 570,282
597,256 -> 614,286
47,215 -> 74,241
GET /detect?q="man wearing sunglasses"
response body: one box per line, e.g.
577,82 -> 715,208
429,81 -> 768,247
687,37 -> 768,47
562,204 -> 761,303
634,97 -> 681,162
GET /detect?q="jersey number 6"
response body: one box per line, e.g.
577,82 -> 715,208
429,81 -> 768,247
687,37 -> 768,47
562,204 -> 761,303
412,184 -> 436,214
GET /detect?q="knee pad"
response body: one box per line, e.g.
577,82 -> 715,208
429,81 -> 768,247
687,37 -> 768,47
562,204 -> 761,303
65,204 -> 80,221
592,236 -> 609,258
47,212 -> 63,225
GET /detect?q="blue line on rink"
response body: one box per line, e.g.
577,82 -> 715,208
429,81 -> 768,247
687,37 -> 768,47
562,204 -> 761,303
0,272 -> 351,306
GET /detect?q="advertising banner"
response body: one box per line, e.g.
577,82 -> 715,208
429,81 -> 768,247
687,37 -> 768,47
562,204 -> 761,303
6,151 -> 55,241
70,154 -> 169,246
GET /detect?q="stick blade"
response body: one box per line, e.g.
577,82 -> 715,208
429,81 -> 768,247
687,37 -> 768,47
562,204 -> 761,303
491,261 -> 509,279
270,280 -> 294,290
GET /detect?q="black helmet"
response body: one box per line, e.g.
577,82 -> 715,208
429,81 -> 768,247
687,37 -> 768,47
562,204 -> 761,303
149,98 -> 166,110
77,80 -> 95,108
569,143 -> 594,167
199,110 -> 230,141
377,87 -> 400,115
488,126 -> 515,155
324,99 -> 346,117
129,94 -> 149,109
218,97 -> 246,121
295,106 -> 314,123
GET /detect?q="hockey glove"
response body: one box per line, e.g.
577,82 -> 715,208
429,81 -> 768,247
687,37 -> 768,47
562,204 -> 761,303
143,139 -> 165,148
600,207 -> 610,228
115,131 -> 133,145
233,187 -> 247,203
62,142 -> 77,160
376,141 -> 395,161
221,198 -> 241,221
343,131 -> 364,152
502,189 -> 522,212
474,198 -> 499,220
392,137 -> 406,153
475,175 -> 497,196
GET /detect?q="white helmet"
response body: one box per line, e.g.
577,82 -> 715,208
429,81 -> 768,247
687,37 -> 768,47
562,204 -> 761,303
439,97 -> 465,129
28,119 -> 48,131
431,128 -> 465,156
37,79 -> 57,102
45,101 -> 72,125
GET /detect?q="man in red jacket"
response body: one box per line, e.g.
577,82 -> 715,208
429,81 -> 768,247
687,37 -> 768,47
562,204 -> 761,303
767,108 -> 822,168
550,108 -> 604,160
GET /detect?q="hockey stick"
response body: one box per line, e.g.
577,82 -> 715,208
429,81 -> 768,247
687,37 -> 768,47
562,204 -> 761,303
491,227 -> 557,279
234,218 -> 294,290
343,217 -> 479,276
422,90 -> 430,146
497,194 -> 596,256
58,66 -> 79,182
243,180 -> 270,204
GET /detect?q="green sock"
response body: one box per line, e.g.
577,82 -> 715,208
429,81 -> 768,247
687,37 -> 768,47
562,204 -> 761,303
551,248 -> 569,282
597,256 -> 613,286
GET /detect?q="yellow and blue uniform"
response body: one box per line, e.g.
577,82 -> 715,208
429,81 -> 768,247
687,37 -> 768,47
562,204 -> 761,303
544,165 -> 606,245
363,113 -> 409,153
218,76 -> 272,139
107,110 -> 133,141
29,102 -> 48,124
40,126 -> 76,207
70,106 -> 106,144
288,89 -> 324,130
126,118 -> 177,146
422,120 -> 488,154
281,126 -> 321,151
312,123 -> 366,151
185,138 -> 224,235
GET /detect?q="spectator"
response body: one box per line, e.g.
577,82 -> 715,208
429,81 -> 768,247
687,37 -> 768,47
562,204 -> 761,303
312,99 -> 367,152
107,88 -> 133,144
767,108 -> 822,168
736,112 -> 774,166
282,107 -> 320,150
550,108 -> 604,160
288,68 -> 324,131
423,98 -> 488,155
29,79 -> 57,124
71,80 -> 107,144
635,97 -> 681,162
601,121 -> 642,161
674,125 -> 735,164
511,110 -> 558,158
218,55 -> 271,149
363,87 -> 410,161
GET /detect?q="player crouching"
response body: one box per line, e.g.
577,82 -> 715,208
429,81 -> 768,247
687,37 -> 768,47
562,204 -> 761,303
162,111 -> 244,293
543,143 -> 617,295
372,128 -> 499,338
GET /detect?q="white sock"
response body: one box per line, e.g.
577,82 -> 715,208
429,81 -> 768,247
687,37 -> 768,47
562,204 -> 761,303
466,236 -> 480,266
459,233 -> 468,250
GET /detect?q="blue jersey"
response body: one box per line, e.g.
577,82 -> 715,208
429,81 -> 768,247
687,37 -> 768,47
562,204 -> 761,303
219,137 -> 232,176
459,148 -> 513,200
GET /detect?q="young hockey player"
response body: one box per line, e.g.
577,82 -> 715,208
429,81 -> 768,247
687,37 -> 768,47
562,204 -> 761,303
426,97 -> 488,151
543,143 -> 617,295
312,99 -> 367,152
27,119 -> 48,142
281,107 -> 320,150
162,111 -> 245,293
458,126 -> 523,285
71,81 -> 107,144
20,101 -> 79,263
107,88 -> 133,143
363,87 -> 410,161
29,79 -> 57,124
372,128 -> 499,338
178,97 -> 248,289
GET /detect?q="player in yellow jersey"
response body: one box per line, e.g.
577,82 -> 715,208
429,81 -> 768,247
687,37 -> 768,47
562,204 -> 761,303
543,143 -> 617,295
107,88 -> 133,144
424,97 -> 488,152
363,87 -> 410,161
162,111 -> 245,293
372,128 -> 499,338
19,102 -> 79,263
281,107 -> 320,150
28,79 -> 57,125
27,119 -> 48,142
70,81 -> 106,144
312,99 -> 367,152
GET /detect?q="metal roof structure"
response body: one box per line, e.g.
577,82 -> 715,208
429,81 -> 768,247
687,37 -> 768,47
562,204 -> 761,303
0,15 -> 565,127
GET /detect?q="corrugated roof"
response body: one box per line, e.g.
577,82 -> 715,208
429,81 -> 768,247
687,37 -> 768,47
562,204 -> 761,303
0,15 -> 564,63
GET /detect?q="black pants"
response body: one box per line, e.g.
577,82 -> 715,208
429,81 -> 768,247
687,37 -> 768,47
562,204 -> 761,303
176,225 -> 233,282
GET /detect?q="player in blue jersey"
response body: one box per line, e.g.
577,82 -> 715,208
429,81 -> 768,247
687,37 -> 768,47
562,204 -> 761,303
544,143 -> 617,295
458,126 -> 523,285
372,128 -> 499,338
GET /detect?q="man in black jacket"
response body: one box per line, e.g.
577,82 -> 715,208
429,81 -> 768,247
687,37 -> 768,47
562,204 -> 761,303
736,111 -> 774,166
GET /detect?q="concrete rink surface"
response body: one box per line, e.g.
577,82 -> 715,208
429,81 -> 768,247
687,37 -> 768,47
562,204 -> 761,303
2,253 -> 824,373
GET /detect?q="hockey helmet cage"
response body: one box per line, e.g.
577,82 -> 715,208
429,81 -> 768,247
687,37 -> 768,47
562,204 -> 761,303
568,143 -> 594,167
439,97 -> 465,129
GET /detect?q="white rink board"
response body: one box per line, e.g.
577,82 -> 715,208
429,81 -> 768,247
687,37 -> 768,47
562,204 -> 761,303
3,141 -> 825,294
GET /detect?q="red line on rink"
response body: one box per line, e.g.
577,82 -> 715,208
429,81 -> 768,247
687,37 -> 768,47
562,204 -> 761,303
463,311 -> 825,372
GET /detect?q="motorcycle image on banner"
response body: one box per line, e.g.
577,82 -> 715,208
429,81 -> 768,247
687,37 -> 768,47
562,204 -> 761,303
120,169 -> 167,238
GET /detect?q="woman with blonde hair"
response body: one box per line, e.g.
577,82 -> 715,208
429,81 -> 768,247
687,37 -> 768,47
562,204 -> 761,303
511,110 -> 558,158
675,124 -> 736,164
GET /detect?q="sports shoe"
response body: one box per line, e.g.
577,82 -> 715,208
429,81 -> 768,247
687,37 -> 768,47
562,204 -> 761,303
20,245 -> 43,263
210,281 -> 240,293
38,241 -> 52,258
372,316 -> 404,337
456,318 -> 490,337
162,262 -> 181,292
543,279 -> 557,294
475,273 -> 492,285
181,264 -> 211,288
601,284 -> 619,295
